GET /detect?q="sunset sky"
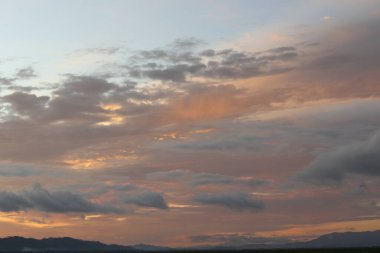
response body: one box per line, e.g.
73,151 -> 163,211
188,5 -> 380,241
0,0 -> 379,247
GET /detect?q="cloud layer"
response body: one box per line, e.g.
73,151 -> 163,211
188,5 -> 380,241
0,5 -> 379,247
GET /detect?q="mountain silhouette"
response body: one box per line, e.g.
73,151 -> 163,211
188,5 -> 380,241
0,236 -> 133,251
230,230 -> 380,249
188,230 -> 380,250
292,230 -> 380,248
0,230 -> 379,251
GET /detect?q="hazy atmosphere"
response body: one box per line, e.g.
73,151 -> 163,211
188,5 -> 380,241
0,0 -> 379,247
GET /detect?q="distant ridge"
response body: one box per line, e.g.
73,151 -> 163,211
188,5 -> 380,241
215,230 -> 380,249
290,230 -> 380,249
131,244 -> 172,251
0,230 -> 379,251
186,230 -> 380,250
0,237 -> 133,252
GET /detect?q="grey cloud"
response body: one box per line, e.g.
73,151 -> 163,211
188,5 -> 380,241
189,173 -> 235,186
63,183 -> 138,199
217,49 -> 233,55
146,170 -> 189,180
200,47 -> 297,79
0,77 -> 16,85
6,85 -> 44,92
2,92 -> 49,119
15,67 -> 38,79
126,41 -> 297,82
77,47 -> 120,55
167,51 -> 201,64
245,178 -> 270,187
0,163 -> 42,177
0,184 -> 122,214
200,49 -> 216,57
41,76 -> 121,124
55,75 -> 116,95
142,63 -> 205,82
0,191 -> 32,212
189,173 -> 268,187
138,49 -> 168,60
265,46 -> 297,54
146,170 -> 268,188
177,134 -> 268,152
171,37 -> 204,50
133,49 -> 201,64
24,184 -> 120,213
0,75 -> 173,162
193,192 -> 264,211
111,184 -> 138,192
295,130 -> 380,184
306,53 -> 355,70
124,191 -> 169,209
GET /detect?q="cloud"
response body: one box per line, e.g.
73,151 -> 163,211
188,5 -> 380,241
193,192 -> 264,211
76,47 -> 120,55
200,47 -> 297,79
124,191 -> 169,209
0,77 -> 16,86
295,130 -> 380,184
189,173 -> 268,187
190,173 -> 236,186
257,98 -> 380,128
146,170 -> 189,180
0,18 -> 378,206
2,92 -> 49,119
0,184 -> 121,214
0,75 -> 249,161
0,191 -> 32,212
140,63 -> 205,82
171,37 -> 204,50
290,17 -> 380,101
0,5 -> 377,245
0,67 -> 38,86
177,133 -> 268,152
164,84 -> 249,122
0,76 -> 139,161
0,163 -> 42,177
200,49 -> 216,57
15,67 -> 38,79
132,49 -> 201,64
127,46 -> 297,82
245,178 -> 270,187
2,21 -> 379,163
146,170 -> 268,188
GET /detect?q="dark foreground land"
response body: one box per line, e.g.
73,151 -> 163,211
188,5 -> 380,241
236,249 -> 380,253
2,249 -> 380,253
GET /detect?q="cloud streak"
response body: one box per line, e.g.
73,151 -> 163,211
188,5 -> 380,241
124,191 -> 169,210
295,130 -> 380,184
0,184 -> 121,214
193,192 -> 265,211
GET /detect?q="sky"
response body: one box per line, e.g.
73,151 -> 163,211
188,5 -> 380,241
0,0 -> 379,247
